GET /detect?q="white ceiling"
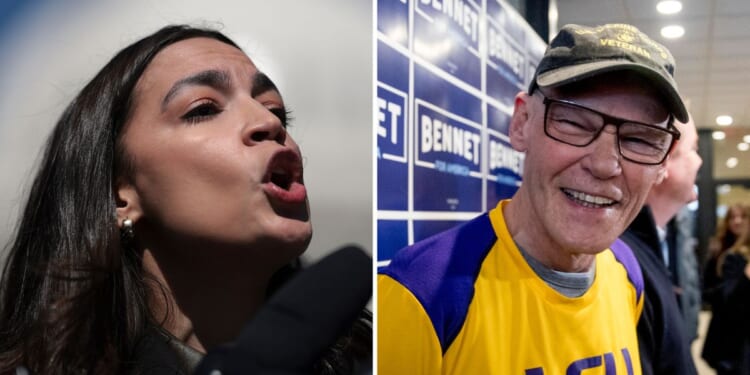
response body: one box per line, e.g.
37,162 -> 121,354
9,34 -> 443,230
555,0 -> 750,180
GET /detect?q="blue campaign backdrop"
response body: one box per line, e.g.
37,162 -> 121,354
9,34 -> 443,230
375,0 -> 546,263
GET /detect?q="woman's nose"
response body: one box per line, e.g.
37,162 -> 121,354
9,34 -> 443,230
242,101 -> 286,146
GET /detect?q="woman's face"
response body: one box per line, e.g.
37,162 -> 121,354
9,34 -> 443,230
118,37 -> 311,260
728,206 -> 748,237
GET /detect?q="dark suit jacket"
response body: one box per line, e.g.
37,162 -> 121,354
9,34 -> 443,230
620,206 -> 697,375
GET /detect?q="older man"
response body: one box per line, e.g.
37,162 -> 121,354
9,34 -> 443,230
378,23 -> 687,374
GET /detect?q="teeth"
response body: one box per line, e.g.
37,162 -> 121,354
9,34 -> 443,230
564,189 -> 614,207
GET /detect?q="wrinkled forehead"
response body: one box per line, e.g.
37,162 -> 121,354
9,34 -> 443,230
545,71 -> 671,123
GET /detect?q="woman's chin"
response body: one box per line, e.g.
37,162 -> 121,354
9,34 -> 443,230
264,220 -> 313,256
281,232 -> 312,256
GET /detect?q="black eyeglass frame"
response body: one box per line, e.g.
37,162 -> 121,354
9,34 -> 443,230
537,92 -> 681,166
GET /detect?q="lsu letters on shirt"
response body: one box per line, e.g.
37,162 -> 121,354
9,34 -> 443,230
378,200 -> 644,374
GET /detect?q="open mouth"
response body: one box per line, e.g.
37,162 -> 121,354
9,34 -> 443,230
265,149 -> 302,190
270,168 -> 293,190
562,188 -> 616,208
262,148 -> 307,205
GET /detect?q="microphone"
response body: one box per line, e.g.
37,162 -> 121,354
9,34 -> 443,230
194,245 -> 372,374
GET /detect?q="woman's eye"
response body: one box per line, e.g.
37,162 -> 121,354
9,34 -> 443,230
182,101 -> 221,124
268,107 -> 292,128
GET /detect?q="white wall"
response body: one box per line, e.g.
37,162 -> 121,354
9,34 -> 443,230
0,0 -> 373,263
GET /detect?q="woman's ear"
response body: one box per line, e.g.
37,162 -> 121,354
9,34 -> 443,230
115,177 -> 143,227
509,92 -> 532,153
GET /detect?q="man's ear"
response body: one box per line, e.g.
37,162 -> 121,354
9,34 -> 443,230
509,92 -> 532,152
115,177 -> 143,228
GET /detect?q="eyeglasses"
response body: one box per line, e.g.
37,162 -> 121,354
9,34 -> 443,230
538,92 -> 681,165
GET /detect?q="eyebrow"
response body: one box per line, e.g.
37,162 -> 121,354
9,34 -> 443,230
161,69 -> 231,113
161,70 -> 281,113
251,72 -> 280,98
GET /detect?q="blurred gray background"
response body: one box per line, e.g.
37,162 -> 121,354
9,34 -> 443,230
0,0 -> 373,263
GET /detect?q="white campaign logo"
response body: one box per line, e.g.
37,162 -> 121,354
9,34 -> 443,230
421,114 -> 480,165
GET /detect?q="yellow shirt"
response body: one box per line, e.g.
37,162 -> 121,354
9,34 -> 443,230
378,200 -> 643,374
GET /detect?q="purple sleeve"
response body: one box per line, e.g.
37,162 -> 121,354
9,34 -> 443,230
610,238 -> 645,301
379,213 -> 496,352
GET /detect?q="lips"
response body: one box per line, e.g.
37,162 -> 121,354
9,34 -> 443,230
262,149 -> 307,204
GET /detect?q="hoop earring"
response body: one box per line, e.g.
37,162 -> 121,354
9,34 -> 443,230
122,218 -> 135,241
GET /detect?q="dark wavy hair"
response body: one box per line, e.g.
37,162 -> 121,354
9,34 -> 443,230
718,204 -> 750,251
0,24 -> 370,374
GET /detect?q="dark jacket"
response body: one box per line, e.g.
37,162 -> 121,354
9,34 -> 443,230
128,327 -> 200,375
670,207 -> 701,341
702,253 -> 750,374
620,206 -> 697,375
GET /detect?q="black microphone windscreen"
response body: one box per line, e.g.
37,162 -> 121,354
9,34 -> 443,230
198,245 -> 372,374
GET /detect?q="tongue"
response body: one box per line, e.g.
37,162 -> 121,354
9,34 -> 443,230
264,181 -> 307,204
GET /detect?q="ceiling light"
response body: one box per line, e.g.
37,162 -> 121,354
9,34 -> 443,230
716,115 -> 733,126
726,157 -> 739,168
661,25 -> 685,39
657,1 -> 683,14
739,143 -> 750,152
744,135 -> 750,143
718,184 -> 732,195
712,131 -> 726,140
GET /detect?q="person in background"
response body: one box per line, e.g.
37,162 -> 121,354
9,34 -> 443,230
703,203 -> 750,306
703,203 -> 750,374
620,114 -> 701,375
670,204 -> 702,342
0,25 -> 371,374
717,214 -> 750,374
378,23 -> 687,374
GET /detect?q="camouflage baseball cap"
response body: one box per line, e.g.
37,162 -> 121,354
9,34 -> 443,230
530,23 -> 688,122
